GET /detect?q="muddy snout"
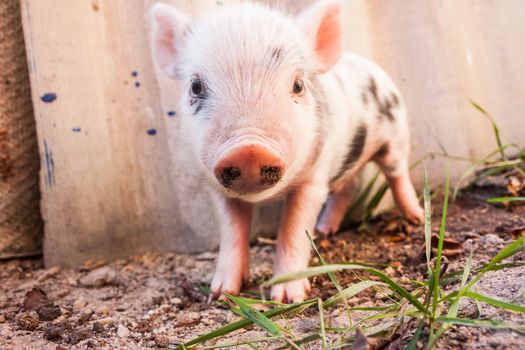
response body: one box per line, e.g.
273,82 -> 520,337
213,143 -> 285,193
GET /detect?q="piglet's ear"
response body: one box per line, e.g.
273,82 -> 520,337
150,3 -> 189,78
298,0 -> 343,74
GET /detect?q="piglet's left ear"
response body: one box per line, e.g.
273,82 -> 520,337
298,0 -> 343,74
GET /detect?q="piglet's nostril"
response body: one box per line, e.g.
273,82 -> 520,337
220,167 -> 241,188
260,166 -> 282,185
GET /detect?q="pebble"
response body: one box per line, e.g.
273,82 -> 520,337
97,316 -> 114,325
117,324 -> 129,337
177,311 -> 201,326
154,334 -> 169,348
79,266 -> 118,288
43,324 -> 63,341
169,297 -> 182,305
95,305 -> 109,315
0,314 -> 5,323
74,298 -> 88,310
16,311 -> 40,331
92,321 -> 105,333
37,304 -> 62,321
68,328 -> 92,345
37,267 -> 61,282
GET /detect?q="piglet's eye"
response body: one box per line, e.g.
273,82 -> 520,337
293,78 -> 305,95
191,78 -> 206,98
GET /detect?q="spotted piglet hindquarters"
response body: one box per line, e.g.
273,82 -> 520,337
150,0 -> 423,303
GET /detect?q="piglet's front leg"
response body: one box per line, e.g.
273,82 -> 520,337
272,183 -> 329,303
209,195 -> 252,302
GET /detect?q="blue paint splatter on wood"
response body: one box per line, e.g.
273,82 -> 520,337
72,127 -> 81,132
43,140 -> 55,187
147,129 -> 157,136
167,111 -> 176,117
131,70 -> 138,77
135,81 -> 141,88
41,93 -> 57,103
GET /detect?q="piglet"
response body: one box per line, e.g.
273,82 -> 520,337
150,0 -> 424,303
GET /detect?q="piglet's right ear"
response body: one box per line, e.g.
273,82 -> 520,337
150,3 -> 189,78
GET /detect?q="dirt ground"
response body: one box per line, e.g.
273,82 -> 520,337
1,178 -> 524,349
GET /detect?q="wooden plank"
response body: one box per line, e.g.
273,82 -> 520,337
20,0 -> 262,267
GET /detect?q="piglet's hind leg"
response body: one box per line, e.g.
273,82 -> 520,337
375,144 -> 424,224
316,177 -> 359,235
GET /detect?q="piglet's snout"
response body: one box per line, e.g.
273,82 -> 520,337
214,143 -> 285,193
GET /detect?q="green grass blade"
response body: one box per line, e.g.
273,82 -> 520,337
226,295 -> 281,336
405,320 -> 425,350
467,236 -> 525,290
307,230 -> 354,328
318,299 -> 327,348
423,162 -> 432,271
432,166 -> 450,316
429,249 -> 473,349
342,171 -> 380,226
201,337 -> 281,350
470,100 -> 505,159
513,165 -> 525,178
173,300 -> 316,350
436,317 -> 525,334
463,291 -> 525,313
242,340 -> 264,350
487,197 -> 525,203
363,182 -> 389,223
323,281 -> 386,308
452,143 -> 517,200
263,264 -> 430,316
307,231 -> 343,294
271,334 -> 322,350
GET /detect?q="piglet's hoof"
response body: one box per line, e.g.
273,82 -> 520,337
271,278 -> 311,303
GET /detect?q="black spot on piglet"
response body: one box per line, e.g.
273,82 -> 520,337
270,47 -> 284,65
367,76 -> 397,122
331,123 -> 368,182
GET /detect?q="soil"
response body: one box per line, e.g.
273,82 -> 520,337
0,176 -> 524,350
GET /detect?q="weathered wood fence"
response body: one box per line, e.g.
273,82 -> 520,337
3,0 -> 524,265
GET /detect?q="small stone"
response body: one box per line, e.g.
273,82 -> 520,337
0,314 -> 5,323
178,312 -> 201,326
154,334 -> 169,348
37,304 -> 61,321
74,298 -> 87,310
79,266 -> 117,288
152,296 -> 165,305
16,311 -> 40,331
169,297 -> 182,305
97,316 -> 114,325
78,310 -> 93,324
23,288 -> 49,310
43,324 -> 63,341
92,321 -> 105,333
38,267 -> 61,282
68,328 -> 92,345
95,305 -> 109,315
55,289 -> 70,299
117,324 -> 129,338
